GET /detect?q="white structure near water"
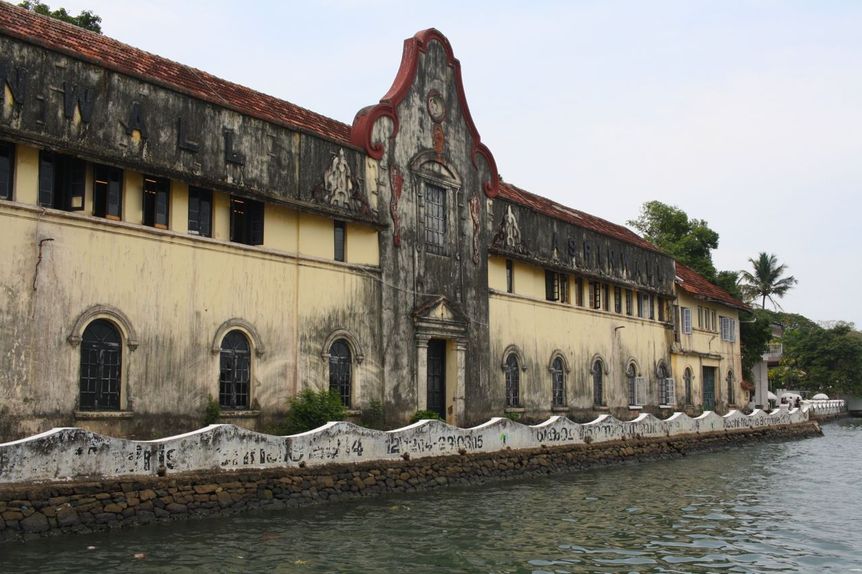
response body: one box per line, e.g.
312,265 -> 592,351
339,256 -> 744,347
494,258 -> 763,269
0,404 -> 843,485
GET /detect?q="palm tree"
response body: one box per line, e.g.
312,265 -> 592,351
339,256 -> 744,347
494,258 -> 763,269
738,253 -> 798,309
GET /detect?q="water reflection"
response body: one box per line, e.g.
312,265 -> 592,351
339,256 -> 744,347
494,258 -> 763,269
2,419 -> 860,573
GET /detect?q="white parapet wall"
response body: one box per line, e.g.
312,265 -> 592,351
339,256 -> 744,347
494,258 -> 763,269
0,408 -> 817,485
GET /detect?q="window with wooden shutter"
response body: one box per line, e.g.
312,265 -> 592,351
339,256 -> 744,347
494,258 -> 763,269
0,141 -> 13,200
545,270 -> 559,302
230,196 -> 265,246
334,220 -> 346,262
94,164 -> 123,220
143,176 -> 170,229
38,151 -> 86,211
188,186 -> 212,237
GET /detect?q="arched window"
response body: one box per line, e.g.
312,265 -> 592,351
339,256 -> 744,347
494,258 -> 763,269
551,356 -> 565,407
79,319 -> 122,411
329,338 -> 352,407
505,354 -> 520,408
626,362 -> 638,406
220,330 -> 250,409
684,367 -> 693,405
592,359 -> 604,406
726,370 -> 735,406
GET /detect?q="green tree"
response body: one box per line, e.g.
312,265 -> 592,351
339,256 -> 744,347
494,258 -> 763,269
18,1 -> 102,33
627,201 -> 719,280
775,322 -> 862,396
738,252 -> 798,310
739,308 -> 772,382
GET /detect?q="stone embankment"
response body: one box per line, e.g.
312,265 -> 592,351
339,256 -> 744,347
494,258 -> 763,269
0,422 -> 821,542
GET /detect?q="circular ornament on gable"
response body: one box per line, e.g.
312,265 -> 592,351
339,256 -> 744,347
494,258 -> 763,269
427,89 -> 446,123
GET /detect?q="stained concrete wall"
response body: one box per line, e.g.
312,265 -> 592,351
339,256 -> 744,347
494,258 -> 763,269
0,407 -> 816,484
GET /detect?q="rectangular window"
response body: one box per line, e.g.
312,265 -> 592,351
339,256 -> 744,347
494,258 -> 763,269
673,305 -> 681,342
591,282 -> 601,309
0,141 -> 13,200
614,286 -> 622,314
143,176 -> 170,228
575,277 -> 584,306
93,164 -> 123,220
720,316 -> 737,342
648,294 -> 655,320
682,307 -> 692,335
230,196 -> 264,245
637,292 -> 644,318
697,306 -> 704,329
424,184 -> 447,255
506,259 -> 514,293
188,186 -> 212,237
661,377 -> 676,406
602,284 -> 610,311
712,310 -> 717,332
38,151 -> 86,211
545,270 -> 560,302
658,298 -> 665,322
560,274 -> 570,304
625,289 -> 633,316
631,376 -> 646,406
334,220 -> 346,262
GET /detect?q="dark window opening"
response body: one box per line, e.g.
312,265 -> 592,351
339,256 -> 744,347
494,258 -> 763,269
627,363 -> 638,406
545,270 -> 560,302
658,297 -> 665,322
188,186 -> 212,237
334,220 -> 346,262
592,359 -> 604,406
39,150 -> 86,211
637,292 -> 644,318
602,284 -> 610,311
505,354 -> 520,408
726,371 -> 735,405
505,259 -> 514,293
329,338 -> 352,407
560,275 -> 569,304
591,282 -> 601,310
230,196 -> 264,245
551,357 -> 565,407
684,368 -> 693,405
0,141 -> 13,200
93,164 -> 123,220
575,278 -> 584,306
79,319 -> 121,411
673,305 -> 681,342
625,289 -> 633,316
219,330 -> 250,409
424,184 -> 447,255
143,176 -> 170,229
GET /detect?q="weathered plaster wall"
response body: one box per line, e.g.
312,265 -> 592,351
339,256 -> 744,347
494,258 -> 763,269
0,407 -> 815,484
0,198 -> 383,440
671,290 -> 742,413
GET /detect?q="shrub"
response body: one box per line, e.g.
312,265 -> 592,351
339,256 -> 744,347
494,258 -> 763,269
360,399 -> 386,430
410,409 -> 441,423
277,389 -> 346,435
503,411 -> 522,422
202,395 -> 221,425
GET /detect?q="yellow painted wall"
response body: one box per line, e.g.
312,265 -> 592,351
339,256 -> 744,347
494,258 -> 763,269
264,203 -> 298,252
13,144 -> 38,205
346,222 -> 379,266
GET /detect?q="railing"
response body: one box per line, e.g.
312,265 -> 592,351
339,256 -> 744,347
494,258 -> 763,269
802,399 -> 845,417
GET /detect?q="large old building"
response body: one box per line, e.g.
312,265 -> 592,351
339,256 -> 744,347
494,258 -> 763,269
0,4 -> 745,440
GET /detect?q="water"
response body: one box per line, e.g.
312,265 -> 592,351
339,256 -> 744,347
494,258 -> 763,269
2,419 -> 861,573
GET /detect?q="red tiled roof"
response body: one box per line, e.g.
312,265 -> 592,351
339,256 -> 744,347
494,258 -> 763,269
0,2 -> 353,146
497,182 -> 663,254
675,262 -> 748,310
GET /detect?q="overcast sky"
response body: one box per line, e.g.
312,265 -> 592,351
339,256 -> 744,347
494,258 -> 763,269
56,0 -> 862,327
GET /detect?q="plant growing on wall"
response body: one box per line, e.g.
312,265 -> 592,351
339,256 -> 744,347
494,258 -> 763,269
202,395 -> 221,425
410,410 -> 441,423
276,389 -> 346,435
360,399 -> 386,430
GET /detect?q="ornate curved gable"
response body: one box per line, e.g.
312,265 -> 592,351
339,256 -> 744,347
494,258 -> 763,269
351,28 -> 499,198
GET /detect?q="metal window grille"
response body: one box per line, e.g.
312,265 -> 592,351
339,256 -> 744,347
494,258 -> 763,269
219,330 -> 250,409
79,320 -> 121,411
591,282 -> 601,309
329,339 -> 352,408
635,377 -> 647,406
424,184 -> 447,255
545,270 -> 559,302
662,377 -> 676,405
551,357 -> 565,407
188,186 -> 212,237
592,360 -> 604,406
505,354 -> 520,407
0,141 -> 13,200
684,369 -> 693,405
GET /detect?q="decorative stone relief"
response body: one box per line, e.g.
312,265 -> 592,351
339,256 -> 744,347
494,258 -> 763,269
324,149 -> 354,208
469,195 -> 481,265
493,205 -> 525,253
389,164 -> 404,247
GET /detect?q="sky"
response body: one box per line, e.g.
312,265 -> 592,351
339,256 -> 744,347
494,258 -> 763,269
54,0 -> 862,327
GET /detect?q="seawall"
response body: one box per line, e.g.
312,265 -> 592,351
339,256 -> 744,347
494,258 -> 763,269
0,422 -> 821,542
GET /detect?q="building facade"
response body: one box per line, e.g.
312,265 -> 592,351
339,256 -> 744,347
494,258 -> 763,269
0,4 -> 744,440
